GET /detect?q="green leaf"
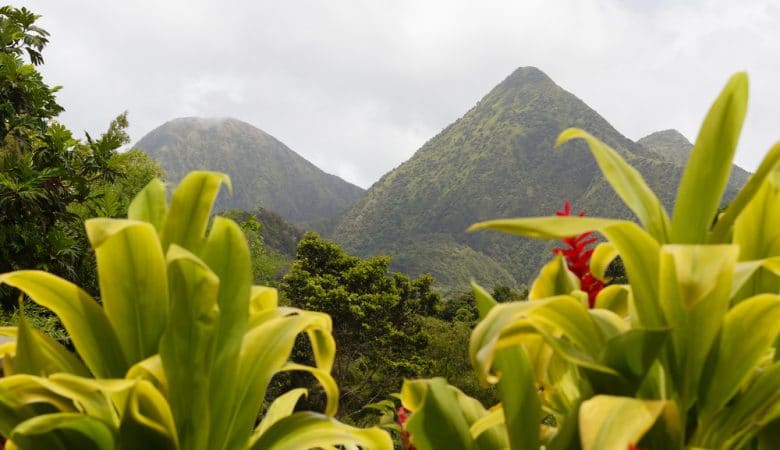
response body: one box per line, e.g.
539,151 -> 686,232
12,306 -> 89,377
468,216 -> 627,240
698,294 -> 780,419
117,381 -> 179,450
599,328 -> 668,389
86,219 -> 168,364
252,388 -> 308,440
593,285 -> 629,317
729,258 -> 780,302
696,361 -> 780,448
578,396 -> 665,450
658,244 -> 738,410
601,222 -> 664,327
9,413 -> 115,450
732,164 -> 780,299
128,178 -> 167,232
159,245 -> 219,450
709,141 -> 780,243
557,128 -> 671,242
494,346 -> 541,450
249,411 -> 392,450
401,378 -> 474,450
0,271 -> 127,378
471,281 -> 497,320
279,363 -> 338,417
671,72 -> 749,244
590,242 -> 618,282
529,254 -> 580,300
220,310 -> 333,450
664,244 -> 740,309
160,171 -> 231,253
200,217 -> 252,450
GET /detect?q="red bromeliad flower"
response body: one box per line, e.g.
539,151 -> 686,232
553,200 -> 603,308
397,406 -> 417,450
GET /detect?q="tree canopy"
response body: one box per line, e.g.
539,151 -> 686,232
0,6 -> 157,305
281,232 -> 440,418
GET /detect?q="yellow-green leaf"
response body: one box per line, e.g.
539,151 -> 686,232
401,378 -> 474,450
557,128 -> 670,242
699,294 -> 780,419
709,142 -> 780,243
86,218 -> 168,364
128,178 -> 167,232
159,245 -> 219,450
468,216 -> 627,240
671,72 -> 749,244
9,413 -> 115,450
249,411 -> 392,450
252,388 -> 308,440
160,171 -> 230,253
117,380 -> 179,450
0,271 -> 127,378
12,307 -> 89,377
579,396 -> 665,450
590,242 -> 618,282
529,254 -> 580,300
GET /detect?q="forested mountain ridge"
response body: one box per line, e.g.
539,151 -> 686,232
328,67 -> 746,292
637,128 -> 751,193
135,117 -> 365,225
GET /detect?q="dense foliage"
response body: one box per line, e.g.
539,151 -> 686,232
281,232 -> 441,417
0,7 -> 156,306
398,72 -> 780,450
330,67 -> 749,293
135,117 -> 365,225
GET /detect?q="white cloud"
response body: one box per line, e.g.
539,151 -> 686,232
26,0 -> 780,187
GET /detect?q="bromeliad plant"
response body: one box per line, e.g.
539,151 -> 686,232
399,72 -> 780,450
0,172 -> 392,449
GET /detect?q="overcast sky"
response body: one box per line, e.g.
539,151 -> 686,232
25,0 -> 780,188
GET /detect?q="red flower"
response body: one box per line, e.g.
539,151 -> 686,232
628,444 -> 646,450
553,200 -> 603,308
397,406 -> 417,450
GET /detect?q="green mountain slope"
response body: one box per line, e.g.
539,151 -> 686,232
637,129 -> 751,193
329,67 -> 745,292
135,117 -> 364,225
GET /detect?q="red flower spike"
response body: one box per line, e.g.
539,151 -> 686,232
397,407 -> 417,450
553,200 -> 604,308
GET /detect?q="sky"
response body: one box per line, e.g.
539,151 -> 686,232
25,0 -> 780,188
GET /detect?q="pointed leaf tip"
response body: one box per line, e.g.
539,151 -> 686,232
555,128 -> 585,148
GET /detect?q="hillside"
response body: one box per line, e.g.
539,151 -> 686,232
637,129 -> 751,192
328,67 -> 745,292
135,118 -> 364,225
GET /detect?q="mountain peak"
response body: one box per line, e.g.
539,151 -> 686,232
637,129 -> 692,165
135,118 -> 364,224
503,66 -> 553,85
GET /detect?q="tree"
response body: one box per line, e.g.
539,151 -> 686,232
0,6 -> 129,305
281,232 -> 440,419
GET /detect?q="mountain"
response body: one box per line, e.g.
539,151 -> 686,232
636,129 -> 693,165
328,67 -> 746,292
637,129 -> 751,193
135,117 -> 364,225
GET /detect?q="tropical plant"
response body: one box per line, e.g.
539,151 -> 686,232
0,171 -> 392,449
398,72 -> 780,450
